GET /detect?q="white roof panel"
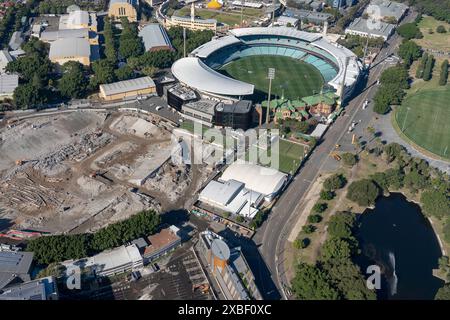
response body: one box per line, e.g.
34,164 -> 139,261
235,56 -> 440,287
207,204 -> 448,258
100,76 -> 156,96
171,57 -> 254,96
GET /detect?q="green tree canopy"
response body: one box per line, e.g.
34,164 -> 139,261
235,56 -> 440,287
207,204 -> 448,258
291,263 -> 340,300
420,190 -> 450,219
346,179 -> 380,206
58,61 -> 88,99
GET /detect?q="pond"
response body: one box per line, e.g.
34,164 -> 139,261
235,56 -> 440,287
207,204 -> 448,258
355,193 -> 445,300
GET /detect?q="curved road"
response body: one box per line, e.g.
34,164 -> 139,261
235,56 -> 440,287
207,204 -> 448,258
253,10 -> 416,299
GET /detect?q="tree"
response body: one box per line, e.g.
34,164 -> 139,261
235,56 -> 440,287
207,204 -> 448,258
320,189 -> 335,201
435,284 -> 450,300
439,60 -> 449,85
118,17 -> 144,59
327,212 -> 356,239
13,83 -> 47,109
312,202 -> 327,213
90,59 -> 116,88
346,179 -> 380,206
444,218 -> 450,244
420,190 -> 450,219
383,142 -> 405,163
403,169 -> 429,191
308,214 -> 323,224
398,40 -> 422,66
291,263 -> 339,300
114,65 -> 135,81
293,237 -> 310,249
323,174 -> 347,191
142,65 -> 158,77
397,23 -> 423,40
342,153 -> 357,167
416,52 -> 428,79
236,215 -> 244,223
423,54 -> 435,81
436,25 -> 447,33
320,238 -> 352,261
58,61 -> 88,99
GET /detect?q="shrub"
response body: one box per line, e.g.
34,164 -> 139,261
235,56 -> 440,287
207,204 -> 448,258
312,202 -> 328,213
294,237 -> 310,249
308,214 -> 323,224
323,174 -> 347,191
342,153 -> 358,167
436,25 -> 447,33
302,225 -> 317,234
320,189 -> 335,201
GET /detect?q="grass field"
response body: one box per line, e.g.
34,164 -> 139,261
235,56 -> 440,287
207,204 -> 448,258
246,139 -> 306,174
414,16 -> 450,52
395,87 -> 450,160
219,55 -> 324,102
175,7 -> 246,26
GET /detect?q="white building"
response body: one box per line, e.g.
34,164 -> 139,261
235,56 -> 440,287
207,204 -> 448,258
63,244 -> 143,278
0,74 -> 19,99
0,50 -> 13,74
345,17 -> 395,41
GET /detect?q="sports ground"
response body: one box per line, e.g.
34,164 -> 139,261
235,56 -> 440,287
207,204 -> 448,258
395,87 -> 450,160
219,55 -> 325,102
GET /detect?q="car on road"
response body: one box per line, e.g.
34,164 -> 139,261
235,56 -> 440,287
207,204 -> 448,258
156,106 -> 163,111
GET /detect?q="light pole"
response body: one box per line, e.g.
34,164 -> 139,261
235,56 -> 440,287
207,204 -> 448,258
402,107 -> 410,132
183,27 -> 186,58
266,68 -> 275,125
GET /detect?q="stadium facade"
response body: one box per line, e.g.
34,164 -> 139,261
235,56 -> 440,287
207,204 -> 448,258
171,27 -> 362,101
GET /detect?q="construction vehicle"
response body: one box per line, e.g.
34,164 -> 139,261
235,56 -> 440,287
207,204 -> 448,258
335,144 -> 340,149
15,159 -> 25,166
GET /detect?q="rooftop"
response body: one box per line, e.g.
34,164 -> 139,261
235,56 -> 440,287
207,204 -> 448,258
366,0 -> 408,20
0,74 -> 19,95
139,24 -> 172,51
59,10 -> 90,29
144,227 -> 181,257
40,28 -> 89,42
183,99 -> 219,116
0,276 -> 57,300
100,76 -> 156,96
168,83 -> 198,101
0,250 -> 34,289
345,17 -> 395,38
49,37 -> 91,59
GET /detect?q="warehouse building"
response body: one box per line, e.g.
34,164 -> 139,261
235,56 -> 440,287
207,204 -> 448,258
108,0 -> 138,22
49,37 -> 91,66
40,28 -> 89,43
139,24 -> 173,52
0,250 -> 34,290
0,276 -> 58,300
0,74 -> 19,99
59,10 -> 98,32
196,230 -> 262,300
143,225 -> 182,263
99,76 -> 156,101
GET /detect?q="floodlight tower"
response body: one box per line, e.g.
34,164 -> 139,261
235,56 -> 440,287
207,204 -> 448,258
265,68 -> 276,125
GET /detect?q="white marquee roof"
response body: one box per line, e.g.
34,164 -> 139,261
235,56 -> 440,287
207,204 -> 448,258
171,57 -> 254,96
220,162 -> 287,197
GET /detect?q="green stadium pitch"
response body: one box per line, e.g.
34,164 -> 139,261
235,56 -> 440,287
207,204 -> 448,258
218,55 -> 325,103
395,87 -> 450,160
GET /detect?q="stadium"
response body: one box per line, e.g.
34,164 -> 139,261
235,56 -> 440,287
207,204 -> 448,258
171,27 -> 362,102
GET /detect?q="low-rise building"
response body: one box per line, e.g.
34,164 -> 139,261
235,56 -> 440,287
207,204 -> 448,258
199,179 -> 263,219
214,100 -> 253,130
345,17 -> 395,41
365,0 -> 408,23
181,99 -> 218,127
143,226 -> 181,263
276,16 -> 299,28
0,276 -> 58,300
166,83 -> 198,111
283,9 -> 332,25
0,249 -> 34,290
8,31 -> 23,51
108,0 -> 138,22
49,37 -> 91,66
165,3 -> 217,31
0,50 -> 13,74
139,24 -> 173,52
63,244 -> 143,278
59,10 -> 97,32
0,74 -> 19,99
40,28 -> 89,43
99,76 -> 157,101
303,92 -> 338,116
196,230 -> 262,300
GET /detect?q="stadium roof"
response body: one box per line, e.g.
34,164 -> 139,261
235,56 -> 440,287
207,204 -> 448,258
229,27 -> 321,42
40,28 -> 89,42
49,37 -> 91,58
220,162 -> 287,197
171,57 -> 254,96
191,35 -> 241,58
100,76 -> 156,96
139,24 -> 172,51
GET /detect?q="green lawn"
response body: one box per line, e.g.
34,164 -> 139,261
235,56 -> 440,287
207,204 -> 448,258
246,139 -> 306,174
414,16 -> 450,52
219,55 -> 325,102
395,86 -> 450,160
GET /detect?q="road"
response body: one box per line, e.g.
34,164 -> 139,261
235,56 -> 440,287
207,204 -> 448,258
253,10 -> 417,299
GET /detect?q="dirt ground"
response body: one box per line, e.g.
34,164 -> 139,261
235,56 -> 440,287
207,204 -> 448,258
0,111 -> 211,234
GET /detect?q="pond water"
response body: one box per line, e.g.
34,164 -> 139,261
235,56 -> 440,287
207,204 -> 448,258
356,193 -> 445,300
